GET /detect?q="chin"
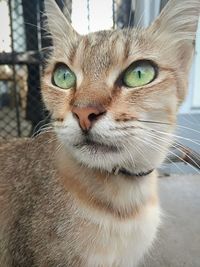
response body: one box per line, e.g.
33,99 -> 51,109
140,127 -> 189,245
70,145 -> 127,172
62,138 -> 167,175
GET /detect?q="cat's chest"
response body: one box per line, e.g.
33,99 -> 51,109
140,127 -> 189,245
84,221 -> 142,267
67,204 -> 160,267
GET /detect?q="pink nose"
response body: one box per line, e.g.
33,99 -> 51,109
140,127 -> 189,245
72,105 -> 106,131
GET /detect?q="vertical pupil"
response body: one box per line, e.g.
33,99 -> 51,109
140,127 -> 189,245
63,72 -> 67,80
138,70 -> 141,79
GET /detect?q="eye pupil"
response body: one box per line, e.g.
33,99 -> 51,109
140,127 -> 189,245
138,70 -> 141,79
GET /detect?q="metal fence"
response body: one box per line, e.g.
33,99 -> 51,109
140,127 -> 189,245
0,0 -> 165,139
0,0 -> 50,138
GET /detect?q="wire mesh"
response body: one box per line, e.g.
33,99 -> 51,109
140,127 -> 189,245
0,0 -> 47,138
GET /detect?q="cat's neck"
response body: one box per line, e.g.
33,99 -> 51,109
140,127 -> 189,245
56,147 -> 158,220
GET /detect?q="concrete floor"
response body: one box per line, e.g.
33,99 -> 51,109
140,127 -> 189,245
141,175 -> 200,267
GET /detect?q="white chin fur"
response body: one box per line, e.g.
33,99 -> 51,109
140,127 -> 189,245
56,113 -> 172,173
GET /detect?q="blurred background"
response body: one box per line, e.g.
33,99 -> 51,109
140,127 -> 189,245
0,0 -> 199,173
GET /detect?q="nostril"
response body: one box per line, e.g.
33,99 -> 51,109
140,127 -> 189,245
88,113 -> 98,122
88,111 -> 106,122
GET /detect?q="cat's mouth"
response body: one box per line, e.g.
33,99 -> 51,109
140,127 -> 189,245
73,138 -> 120,153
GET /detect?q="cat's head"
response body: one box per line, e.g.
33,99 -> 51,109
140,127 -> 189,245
42,0 -> 199,174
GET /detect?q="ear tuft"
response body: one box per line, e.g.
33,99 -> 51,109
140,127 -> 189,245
149,0 -> 200,103
44,0 -> 79,48
149,0 -> 200,43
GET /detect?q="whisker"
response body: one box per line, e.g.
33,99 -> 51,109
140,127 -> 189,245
125,0 -> 133,38
32,124 -> 54,137
136,121 -> 200,143
132,120 -> 200,142
134,123 -> 200,145
137,119 -> 171,125
149,128 -> 200,146
130,139 -> 153,169
121,142 -> 136,169
119,124 -> 200,173
135,8 -> 146,30
144,131 -> 200,172
175,124 -> 200,136
31,115 -> 52,135
127,0 -> 133,29
141,134 -> 200,174
134,136 -> 185,174
25,22 -> 47,32
55,142 -> 63,155
144,129 -> 200,162
62,0 -> 72,22
32,128 -> 54,139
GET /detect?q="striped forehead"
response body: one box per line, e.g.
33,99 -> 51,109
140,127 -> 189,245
73,30 -> 131,78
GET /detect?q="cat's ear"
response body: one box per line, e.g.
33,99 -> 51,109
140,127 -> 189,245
44,0 -> 79,47
149,0 -> 200,72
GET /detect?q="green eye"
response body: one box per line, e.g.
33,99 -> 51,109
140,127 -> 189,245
123,61 -> 156,88
53,64 -> 76,89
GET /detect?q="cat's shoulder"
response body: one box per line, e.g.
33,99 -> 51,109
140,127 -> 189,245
0,131 -> 55,154
0,132 -> 58,181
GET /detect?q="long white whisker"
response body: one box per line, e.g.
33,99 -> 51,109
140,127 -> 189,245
121,142 -> 136,169
142,134 -> 199,174
143,131 -> 200,173
25,22 -> 47,33
141,119 -> 200,136
32,127 -> 54,139
120,124 -> 200,173
175,124 -> 200,136
134,135 -> 185,174
147,127 -> 200,146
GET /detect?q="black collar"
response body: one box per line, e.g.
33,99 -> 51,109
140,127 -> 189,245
112,167 -> 154,177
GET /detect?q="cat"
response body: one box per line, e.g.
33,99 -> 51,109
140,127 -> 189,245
0,0 -> 199,266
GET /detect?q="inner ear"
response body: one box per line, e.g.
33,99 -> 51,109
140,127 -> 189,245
148,0 -> 199,84
44,0 -> 79,46
178,42 -> 194,74
149,0 -> 200,40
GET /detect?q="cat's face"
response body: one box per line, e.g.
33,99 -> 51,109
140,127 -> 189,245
42,0 -> 199,173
